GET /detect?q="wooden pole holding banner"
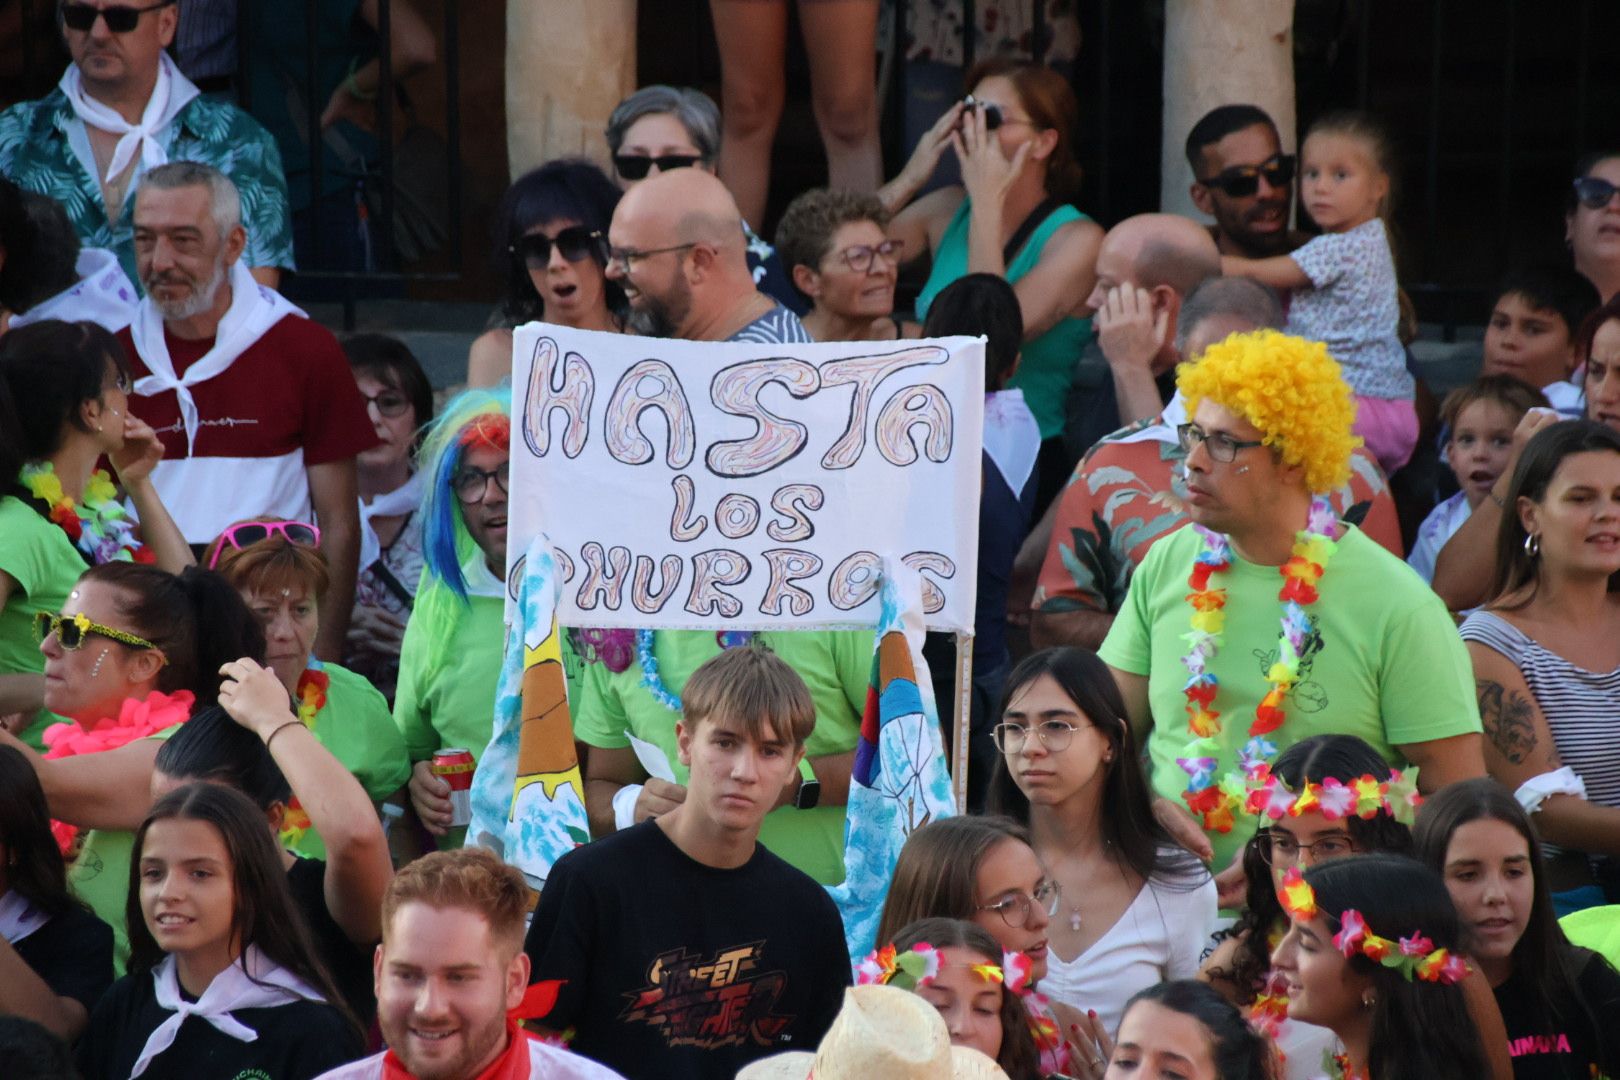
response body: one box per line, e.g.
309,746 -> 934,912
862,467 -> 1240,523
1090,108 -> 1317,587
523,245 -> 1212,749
952,632 -> 974,810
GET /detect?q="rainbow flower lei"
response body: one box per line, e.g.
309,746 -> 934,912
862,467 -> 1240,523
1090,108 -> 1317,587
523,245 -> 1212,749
855,942 -> 1034,994
277,661 -> 331,850
19,462 -> 152,566
1277,867 -> 1469,985
637,629 -> 755,712
1325,1051 -> 1366,1080
1177,496 -> 1339,833
1245,767 -> 1422,826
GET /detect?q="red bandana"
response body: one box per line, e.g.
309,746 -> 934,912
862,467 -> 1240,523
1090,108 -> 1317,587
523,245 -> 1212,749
380,1020 -> 532,1080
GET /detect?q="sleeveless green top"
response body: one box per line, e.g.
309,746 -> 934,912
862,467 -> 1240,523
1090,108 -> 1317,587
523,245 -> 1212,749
914,197 -> 1094,438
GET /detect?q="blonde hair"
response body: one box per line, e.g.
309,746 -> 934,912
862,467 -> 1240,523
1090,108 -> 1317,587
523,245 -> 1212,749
382,847 -> 534,954
681,644 -> 815,747
1176,329 -> 1360,493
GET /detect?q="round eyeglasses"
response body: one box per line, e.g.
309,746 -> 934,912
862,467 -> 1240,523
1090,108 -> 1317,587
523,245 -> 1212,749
977,880 -> 1062,928
992,719 -> 1082,754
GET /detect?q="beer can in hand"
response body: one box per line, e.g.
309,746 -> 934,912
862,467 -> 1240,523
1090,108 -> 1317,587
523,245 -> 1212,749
432,748 -> 475,827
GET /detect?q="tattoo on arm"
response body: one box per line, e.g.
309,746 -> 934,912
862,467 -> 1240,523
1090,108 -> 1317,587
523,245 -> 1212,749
1476,679 -> 1540,765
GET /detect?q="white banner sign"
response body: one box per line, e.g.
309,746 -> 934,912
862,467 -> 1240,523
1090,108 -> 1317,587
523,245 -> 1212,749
507,324 -> 984,632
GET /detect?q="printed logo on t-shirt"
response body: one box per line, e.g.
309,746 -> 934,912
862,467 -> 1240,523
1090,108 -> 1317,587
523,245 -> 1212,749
230,1070 -> 274,1080
619,941 -> 792,1050
1252,614 -> 1328,713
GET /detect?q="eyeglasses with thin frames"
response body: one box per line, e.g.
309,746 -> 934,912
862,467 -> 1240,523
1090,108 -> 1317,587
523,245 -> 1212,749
977,880 -> 1062,928
992,719 -> 1083,755
1177,423 -> 1267,463
1259,831 -> 1358,866
60,0 -> 174,33
602,241 -> 699,277
360,390 -> 412,418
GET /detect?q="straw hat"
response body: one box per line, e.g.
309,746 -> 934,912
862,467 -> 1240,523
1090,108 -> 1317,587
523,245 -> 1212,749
735,985 -> 1010,1080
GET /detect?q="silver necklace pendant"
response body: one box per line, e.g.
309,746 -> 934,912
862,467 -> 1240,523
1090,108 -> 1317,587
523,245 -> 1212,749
1069,910 -> 1082,932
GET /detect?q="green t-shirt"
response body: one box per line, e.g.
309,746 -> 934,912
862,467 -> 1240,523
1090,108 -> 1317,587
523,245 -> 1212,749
0,495 -> 83,749
287,661 -> 411,860
1099,524 -> 1482,871
573,629 -> 870,885
394,593 -> 506,765
70,724 -> 182,977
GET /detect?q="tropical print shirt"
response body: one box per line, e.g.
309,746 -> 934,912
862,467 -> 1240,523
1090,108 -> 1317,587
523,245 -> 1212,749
1033,415 -> 1404,617
0,85 -> 295,284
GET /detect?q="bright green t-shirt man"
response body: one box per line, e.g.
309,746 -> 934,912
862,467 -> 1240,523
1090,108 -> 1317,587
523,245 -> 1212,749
1097,329 -> 1485,874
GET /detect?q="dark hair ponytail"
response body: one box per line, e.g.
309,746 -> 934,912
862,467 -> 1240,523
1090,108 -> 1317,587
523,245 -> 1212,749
153,706 -> 291,809
80,563 -> 265,702
0,746 -> 77,917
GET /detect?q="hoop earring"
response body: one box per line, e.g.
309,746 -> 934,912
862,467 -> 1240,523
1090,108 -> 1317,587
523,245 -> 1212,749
1524,532 -> 1541,559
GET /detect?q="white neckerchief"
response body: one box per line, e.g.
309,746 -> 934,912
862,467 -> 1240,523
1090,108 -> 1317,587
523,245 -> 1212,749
359,470 -> 424,571
9,248 -> 139,332
0,890 -> 50,946
59,53 -> 200,186
983,388 -> 1041,497
130,260 -> 305,454
131,946 -> 326,1079
1110,389 -> 1190,447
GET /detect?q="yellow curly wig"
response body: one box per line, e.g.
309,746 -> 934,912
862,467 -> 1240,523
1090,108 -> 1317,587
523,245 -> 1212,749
1176,329 -> 1361,493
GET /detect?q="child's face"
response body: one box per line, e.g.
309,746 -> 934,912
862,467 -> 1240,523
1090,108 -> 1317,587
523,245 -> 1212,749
1449,399 -> 1518,507
1482,292 -> 1575,388
1300,132 -> 1388,232
139,816 -> 237,967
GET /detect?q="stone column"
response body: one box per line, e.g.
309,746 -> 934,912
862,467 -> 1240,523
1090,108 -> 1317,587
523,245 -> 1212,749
1160,0 -> 1295,217
506,0 -> 638,179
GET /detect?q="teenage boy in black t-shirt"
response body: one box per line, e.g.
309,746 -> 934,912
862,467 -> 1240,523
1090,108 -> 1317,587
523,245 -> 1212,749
524,644 -> 851,1079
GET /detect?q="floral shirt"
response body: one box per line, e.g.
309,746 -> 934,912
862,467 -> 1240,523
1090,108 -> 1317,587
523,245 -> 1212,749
1033,415 -> 1404,618
0,85 -> 294,285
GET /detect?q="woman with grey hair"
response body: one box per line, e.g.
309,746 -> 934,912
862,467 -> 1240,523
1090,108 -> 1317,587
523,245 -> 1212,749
605,85 -> 805,315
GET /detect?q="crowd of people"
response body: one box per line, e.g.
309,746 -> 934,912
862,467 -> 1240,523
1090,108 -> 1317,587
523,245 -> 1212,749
2,4 -> 1620,1080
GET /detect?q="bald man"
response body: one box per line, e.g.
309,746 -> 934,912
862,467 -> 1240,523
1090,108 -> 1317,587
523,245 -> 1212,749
605,169 -> 811,344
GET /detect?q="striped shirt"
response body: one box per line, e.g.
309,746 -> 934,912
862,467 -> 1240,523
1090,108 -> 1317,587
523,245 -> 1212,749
1460,610 -> 1620,822
727,303 -> 812,345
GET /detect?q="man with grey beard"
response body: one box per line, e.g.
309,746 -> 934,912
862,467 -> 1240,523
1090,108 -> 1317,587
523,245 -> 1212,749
603,168 -> 811,344
117,161 -> 374,660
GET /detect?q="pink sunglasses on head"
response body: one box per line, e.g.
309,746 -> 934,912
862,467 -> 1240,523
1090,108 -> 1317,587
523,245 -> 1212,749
207,520 -> 322,569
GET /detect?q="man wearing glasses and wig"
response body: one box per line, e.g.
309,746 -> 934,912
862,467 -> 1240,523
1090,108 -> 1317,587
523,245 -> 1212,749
0,0 -> 293,290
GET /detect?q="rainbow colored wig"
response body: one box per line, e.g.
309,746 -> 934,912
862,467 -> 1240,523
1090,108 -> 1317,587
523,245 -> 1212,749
418,387 -> 513,603
1176,329 -> 1361,493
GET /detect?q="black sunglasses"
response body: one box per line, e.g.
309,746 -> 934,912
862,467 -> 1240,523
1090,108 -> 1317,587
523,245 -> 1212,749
612,154 -> 703,181
1573,176 -> 1620,211
60,0 -> 173,32
1199,154 -> 1296,198
511,227 -> 604,269
961,95 -> 1005,131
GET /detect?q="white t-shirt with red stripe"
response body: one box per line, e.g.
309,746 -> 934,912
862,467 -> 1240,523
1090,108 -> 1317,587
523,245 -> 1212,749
120,315 -> 376,543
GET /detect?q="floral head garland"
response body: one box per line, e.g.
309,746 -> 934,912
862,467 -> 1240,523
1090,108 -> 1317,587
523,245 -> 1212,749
1276,868 -> 1469,985
1245,765 -> 1421,826
855,943 -> 1033,994
1176,497 -> 1341,833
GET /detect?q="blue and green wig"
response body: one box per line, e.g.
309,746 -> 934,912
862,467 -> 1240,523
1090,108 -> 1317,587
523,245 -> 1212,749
418,387 -> 513,603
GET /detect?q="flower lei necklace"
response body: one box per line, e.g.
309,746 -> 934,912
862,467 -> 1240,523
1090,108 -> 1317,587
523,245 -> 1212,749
41,689 -> 195,854
637,629 -> 754,712
19,462 -> 152,566
278,659 -> 331,850
1325,1051 -> 1367,1080
1177,496 -> 1339,832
